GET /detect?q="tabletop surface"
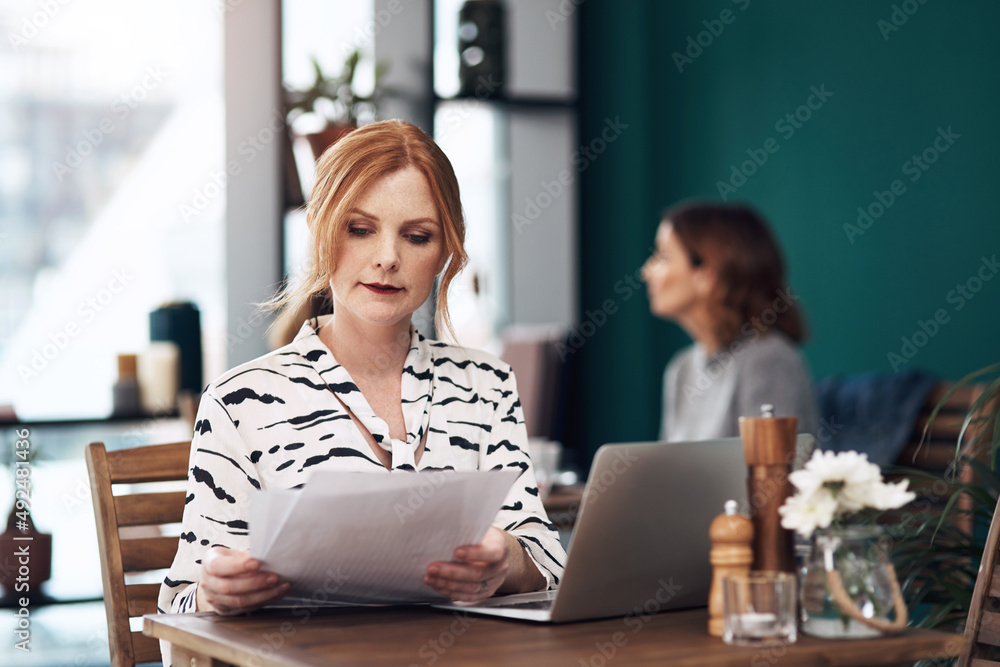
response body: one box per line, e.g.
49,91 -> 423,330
145,604 -> 964,667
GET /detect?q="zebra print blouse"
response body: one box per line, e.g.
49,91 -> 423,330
157,317 -> 567,616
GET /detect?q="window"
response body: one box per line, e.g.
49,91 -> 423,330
0,0 -> 224,419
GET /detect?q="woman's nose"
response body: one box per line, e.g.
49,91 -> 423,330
374,237 -> 400,270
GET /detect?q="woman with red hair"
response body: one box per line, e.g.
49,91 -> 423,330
158,122 -> 565,643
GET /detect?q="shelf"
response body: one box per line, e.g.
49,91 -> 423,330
434,93 -> 577,110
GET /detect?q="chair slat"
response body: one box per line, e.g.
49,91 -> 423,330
88,440 -> 193,667
971,659 -> 1000,667
987,568 -> 1000,599
131,632 -> 164,664
106,441 -> 191,484
979,611 -> 1000,647
925,383 -> 982,408
120,535 -> 180,572
894,443 -> 961,469
126,583 -> 162,617
115,491 -> 187,527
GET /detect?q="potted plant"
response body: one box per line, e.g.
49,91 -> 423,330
889,362 -> 1000,633
284,49 -> 389,160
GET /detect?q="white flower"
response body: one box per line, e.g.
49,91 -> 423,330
804,450 -> 881,487
779,488 -> 838,538
780,450 -> 916,535
868,479 -> 916,510
837,479 -> 880,513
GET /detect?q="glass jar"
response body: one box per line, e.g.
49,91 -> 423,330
799,525 -> 906,638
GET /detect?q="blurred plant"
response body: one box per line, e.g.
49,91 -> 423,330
284,50 -> 389,129
888,362 -> 1000,636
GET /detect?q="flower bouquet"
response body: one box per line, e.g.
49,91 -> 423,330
779,450 -> 916,638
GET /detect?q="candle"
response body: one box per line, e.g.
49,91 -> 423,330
738,611 -> 779,637
138,342 -> 180,415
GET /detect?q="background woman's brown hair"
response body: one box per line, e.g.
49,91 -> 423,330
663,201 -> 807,346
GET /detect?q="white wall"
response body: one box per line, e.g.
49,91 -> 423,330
224,0 -> 283,366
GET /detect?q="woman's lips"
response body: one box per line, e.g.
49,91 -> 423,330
363,283 -> 403,295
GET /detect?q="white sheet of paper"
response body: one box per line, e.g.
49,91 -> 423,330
248,469 -> 520,605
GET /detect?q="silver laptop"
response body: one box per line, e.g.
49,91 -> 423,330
434,437 -> 763,623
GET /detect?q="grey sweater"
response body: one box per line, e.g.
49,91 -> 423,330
660,332 -> 819,453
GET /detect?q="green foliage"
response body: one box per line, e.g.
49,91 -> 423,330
889,362 -> 1000,637
284,50 -> 389,127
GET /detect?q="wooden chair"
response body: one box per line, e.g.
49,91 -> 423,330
85,441 -> 191,667
958,491 -> 1000,666
892,382 -> 985,535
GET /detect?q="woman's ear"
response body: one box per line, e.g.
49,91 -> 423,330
693,266 -> 720,299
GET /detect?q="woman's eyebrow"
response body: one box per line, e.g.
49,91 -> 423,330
348,208 -> 378,220
348,208 -> 439,226
405,217 -> 441,227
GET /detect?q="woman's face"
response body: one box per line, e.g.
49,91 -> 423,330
328,166 -> 447,330
640,222 -> 707,320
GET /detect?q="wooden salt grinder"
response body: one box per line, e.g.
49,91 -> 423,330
708,499 -> 754,637
739,404 -> 797,573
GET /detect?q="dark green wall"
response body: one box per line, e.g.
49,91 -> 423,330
576,0 -> 1000,460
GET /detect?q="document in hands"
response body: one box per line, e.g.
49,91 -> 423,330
248,469 -> 520,606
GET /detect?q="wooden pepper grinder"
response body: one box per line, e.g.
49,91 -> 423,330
739,404 -> 797,573
708,500 -> 754,636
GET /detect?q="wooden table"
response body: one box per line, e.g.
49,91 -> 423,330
145,605 -> 963,666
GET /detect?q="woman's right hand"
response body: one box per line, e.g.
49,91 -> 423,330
196,547 -> 290,615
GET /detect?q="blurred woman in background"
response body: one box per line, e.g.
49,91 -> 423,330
641,202 -> 818,455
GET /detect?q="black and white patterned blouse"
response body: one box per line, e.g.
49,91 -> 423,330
158,317 -> 566,616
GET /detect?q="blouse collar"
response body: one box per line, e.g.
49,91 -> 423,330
291,316 -> 434,471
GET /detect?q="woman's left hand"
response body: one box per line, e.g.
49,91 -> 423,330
424,527 -> 511,602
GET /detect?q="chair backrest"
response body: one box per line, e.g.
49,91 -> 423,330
500,324 -> 570,440
893,382 -> 985,535
958,491 -> 1000,666
897,383 -> 984,469
85,440 -> 191,667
